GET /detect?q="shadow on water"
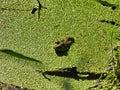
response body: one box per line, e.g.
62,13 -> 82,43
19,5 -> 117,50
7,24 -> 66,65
0,49 -> 42,63
36,67 -> 107,81
99,20 -> 120,26
96,0 -> 117,10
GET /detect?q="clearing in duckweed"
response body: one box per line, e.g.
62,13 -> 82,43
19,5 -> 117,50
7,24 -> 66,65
0,0 -> 120,90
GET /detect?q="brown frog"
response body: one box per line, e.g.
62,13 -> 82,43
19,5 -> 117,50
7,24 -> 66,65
53,37 -> 75,56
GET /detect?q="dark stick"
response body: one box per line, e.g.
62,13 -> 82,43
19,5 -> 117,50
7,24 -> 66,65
36,0 -> 42,19
36,0 -> 47,19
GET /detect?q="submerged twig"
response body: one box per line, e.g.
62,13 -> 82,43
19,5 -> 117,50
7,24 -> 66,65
0,81 -> 34,90
31,0 -> 47,19
0,7 -> 30,11
37,0 -> 42,19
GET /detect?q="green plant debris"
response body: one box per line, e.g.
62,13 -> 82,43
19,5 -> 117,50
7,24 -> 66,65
0,0 -> 120,90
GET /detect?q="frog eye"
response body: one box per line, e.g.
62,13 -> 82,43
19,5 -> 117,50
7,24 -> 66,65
67,37 -> 75,43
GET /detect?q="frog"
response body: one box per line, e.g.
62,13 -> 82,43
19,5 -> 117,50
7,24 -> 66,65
53,37 -> 75,56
